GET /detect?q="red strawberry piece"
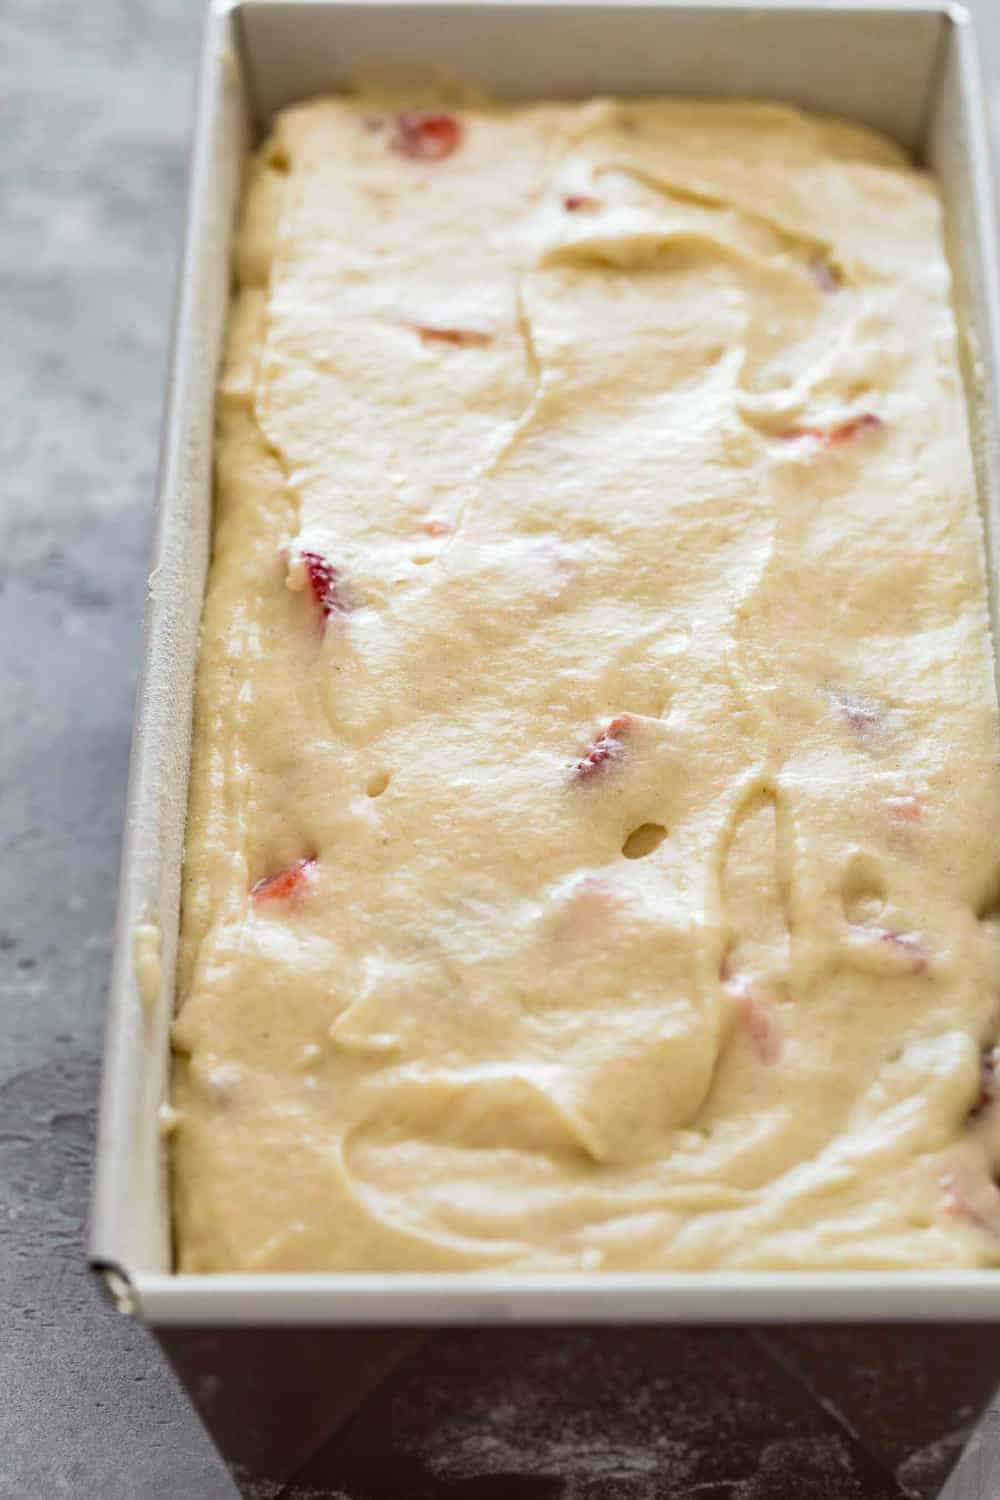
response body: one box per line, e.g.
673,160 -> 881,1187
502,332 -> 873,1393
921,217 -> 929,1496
573,714 -> 634,781
970,1047 -> 998,1120
302,550 -> 351,620
828,412 -> 883,444
780,412 -> 883,446
736,990 -> 781,1064
250,856 -> 316,905
886,794 -> 921,823
412,325 -> 492,347
391,111 -> 462,161
563,194 -> 601,213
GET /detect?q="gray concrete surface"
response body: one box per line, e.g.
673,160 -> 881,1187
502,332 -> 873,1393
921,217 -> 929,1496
1,2 -> 234,1496
4,2 -> 1000,1498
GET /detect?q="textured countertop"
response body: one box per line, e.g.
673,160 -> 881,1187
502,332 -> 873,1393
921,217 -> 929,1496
5,3 -> 1000,1498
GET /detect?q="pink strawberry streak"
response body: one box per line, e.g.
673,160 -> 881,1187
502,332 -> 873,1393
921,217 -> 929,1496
886,795 -> 922,824
779,412 -> 883,446
942,1169 -> 1000,1234
575,872 -> 613,894
572,714 -> 634,781
250,857 -> 316,905
563,194 -> 601,213
556,875 -> 625,936
721,966 -> 782,1064
737,991 -> 782,1064
850,924 -> 928,973
970,1048 -> 998,1121
878,929 -> 927,969
302,550 -> 351,621
390,111 -> 462,161
412,324 -> 492,347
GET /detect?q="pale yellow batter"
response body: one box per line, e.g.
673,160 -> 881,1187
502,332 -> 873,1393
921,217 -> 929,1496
173,88 -> 1000,1272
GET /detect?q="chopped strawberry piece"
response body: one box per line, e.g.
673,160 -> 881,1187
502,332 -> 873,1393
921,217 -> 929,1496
780,412 -> 883,446
302,550 -> 351,620
413,325 -> 492,347
970,1047 -> 998,1120
250,857 -> 316,905
563,194 -> 601,213
828,413 -> 883,444
886,794 -> 921,823
391,111 -> 462,161
420,516 -> 452,537
737,991 -> 781,1064
573,714 -> 634,781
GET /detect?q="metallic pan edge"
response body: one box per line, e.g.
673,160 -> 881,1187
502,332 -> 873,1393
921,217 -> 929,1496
91,0 -> 1000,1325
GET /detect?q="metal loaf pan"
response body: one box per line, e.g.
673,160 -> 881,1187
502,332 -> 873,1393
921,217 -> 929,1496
92,0 -> 1000,1328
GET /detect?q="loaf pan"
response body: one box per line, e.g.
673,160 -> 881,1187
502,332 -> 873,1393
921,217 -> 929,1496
91,0 -> 1000,1327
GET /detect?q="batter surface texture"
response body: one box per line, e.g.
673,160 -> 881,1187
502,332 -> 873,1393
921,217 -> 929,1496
173,89 -> 1000,1272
